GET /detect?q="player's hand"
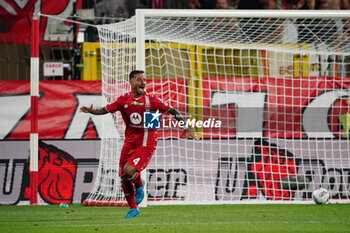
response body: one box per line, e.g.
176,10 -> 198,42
80,104 -> 94,113
184,128 -> 200,141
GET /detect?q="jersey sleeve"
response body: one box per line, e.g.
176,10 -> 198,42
151,95 -> 171,113
105,96 -> 124,113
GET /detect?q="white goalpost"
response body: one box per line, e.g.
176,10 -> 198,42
82,10 -> 350,206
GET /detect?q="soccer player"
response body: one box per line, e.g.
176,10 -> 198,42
80,70 -> 199,218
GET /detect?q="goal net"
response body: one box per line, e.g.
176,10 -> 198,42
83,10 -> 350,205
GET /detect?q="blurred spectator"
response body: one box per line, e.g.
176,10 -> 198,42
215,0 -> 234,9
281,0 -> 315,9
238,0 -> 264,8
260,0 -> 280,8
231,0 -> 241,8
238,0 -> 279,9
316,0 -> 331,8
94,0 -> 130,24
187,0 -> 202,9
316,0 -> 350,9
341,0 -> 350,9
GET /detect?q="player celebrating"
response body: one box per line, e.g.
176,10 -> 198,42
80,70 -> 199,218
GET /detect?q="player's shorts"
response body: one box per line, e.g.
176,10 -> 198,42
119,144 -> 156,177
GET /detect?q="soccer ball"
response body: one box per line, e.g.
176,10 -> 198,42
312,188 -> 329,204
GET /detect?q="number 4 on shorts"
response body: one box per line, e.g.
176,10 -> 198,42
133,158 -> 140,165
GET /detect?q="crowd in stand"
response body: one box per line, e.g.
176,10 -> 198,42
93,0 -> 350,25
183,0 -> 350,9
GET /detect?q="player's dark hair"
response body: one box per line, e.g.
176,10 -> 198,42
129,70 -> 144,80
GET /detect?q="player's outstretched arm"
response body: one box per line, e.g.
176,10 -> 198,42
168,107 -> 199,141
80,104 -> 108,115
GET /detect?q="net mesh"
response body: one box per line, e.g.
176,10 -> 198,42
83,11 -> 350,205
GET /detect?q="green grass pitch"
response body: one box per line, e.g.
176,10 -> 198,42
0,204 -> 349,233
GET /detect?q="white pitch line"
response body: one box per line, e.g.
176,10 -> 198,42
18,220 -> 346,228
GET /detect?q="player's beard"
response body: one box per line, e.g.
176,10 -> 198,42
134,86 -> 145,97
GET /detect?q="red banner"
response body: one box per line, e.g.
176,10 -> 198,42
1,77 -> 349,140
0,0 -> 81,44
202,76 -> 350,138
0,0 -> 38,22
0,79 -> 186,139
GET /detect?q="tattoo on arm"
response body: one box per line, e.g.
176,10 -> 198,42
168,107 -> 188,129
93,107 -> 109,115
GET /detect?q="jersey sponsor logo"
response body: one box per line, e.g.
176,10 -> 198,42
144,110 -> 161,129
130,112 -> 142,124
132,100 -> 144,105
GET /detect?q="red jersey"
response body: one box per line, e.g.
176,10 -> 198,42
105,92 -> 171,148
